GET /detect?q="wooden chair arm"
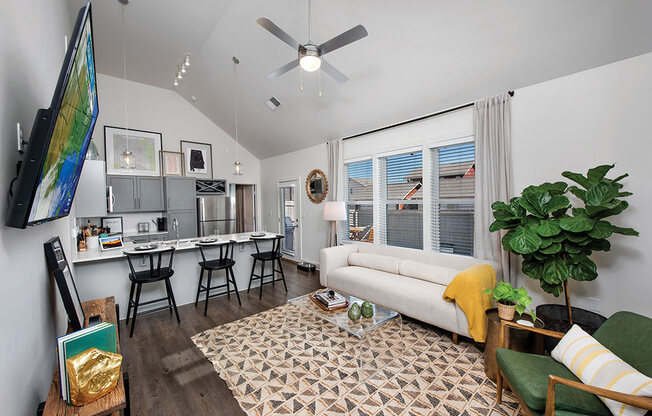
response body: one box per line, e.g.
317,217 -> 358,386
501,319 -> 566,339
544,375 -> 652,416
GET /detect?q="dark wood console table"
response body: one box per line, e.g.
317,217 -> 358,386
42,296 -> 126,416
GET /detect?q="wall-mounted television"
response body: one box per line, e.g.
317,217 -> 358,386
6,3 -> 98,229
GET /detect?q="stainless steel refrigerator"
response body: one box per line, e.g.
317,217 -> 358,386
196,195 -> 235,236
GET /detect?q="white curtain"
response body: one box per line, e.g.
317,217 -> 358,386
326,139 -> 342,247
474,94 -> 514,283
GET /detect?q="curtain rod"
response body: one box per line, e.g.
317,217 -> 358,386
341,90 -> 514,141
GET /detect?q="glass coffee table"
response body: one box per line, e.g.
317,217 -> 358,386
287,291 -> 404,380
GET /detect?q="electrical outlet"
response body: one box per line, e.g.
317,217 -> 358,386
588,297 -> 600,312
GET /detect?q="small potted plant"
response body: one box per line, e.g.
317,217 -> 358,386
483,282 -> 536,322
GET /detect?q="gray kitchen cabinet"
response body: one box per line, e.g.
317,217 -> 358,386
108,176 -> 137,213
167,210 -> 197,239
74,160 -> 107,217
164,177 -> 196,211
137,177 -> 164,211
108,175 -> 164,213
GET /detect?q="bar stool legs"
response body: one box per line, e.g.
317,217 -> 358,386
126,281 -> 135,326
229,267 -> 242,305
247,258 -> 257,293
277,258 -> 288,292
204,270 -> 213,316
194,268 -> 204,307
129,283 -> 142,338
165,279 -> 181,323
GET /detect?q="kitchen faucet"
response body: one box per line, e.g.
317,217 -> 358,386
172,217 -> 179,245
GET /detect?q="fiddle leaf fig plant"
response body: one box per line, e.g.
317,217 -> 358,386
490,164 -> 638,323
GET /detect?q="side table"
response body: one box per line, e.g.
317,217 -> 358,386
484,308 -> 543,383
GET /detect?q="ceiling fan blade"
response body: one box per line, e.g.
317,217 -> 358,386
318,24 -> 368,55
321,60 -> 349,84
257,17 -> 303,51
267,59 -> 299,79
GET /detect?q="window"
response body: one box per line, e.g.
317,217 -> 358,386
378,151 -> 423,249
344,159 -> 373,242
430,142 -> 475,255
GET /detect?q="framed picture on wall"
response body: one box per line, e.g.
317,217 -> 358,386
104,125 -> 162,176
160,150 -> 184,176
180,140 -> 213,179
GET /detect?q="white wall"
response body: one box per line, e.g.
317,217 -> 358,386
512,52 -> 652,318
0,1 -> 74,414
92,73 -> 261,195
260,143 -> 329,265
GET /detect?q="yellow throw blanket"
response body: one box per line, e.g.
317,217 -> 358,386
443,264 -> 496,343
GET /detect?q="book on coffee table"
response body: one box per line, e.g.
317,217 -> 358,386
314,290 -> 346,308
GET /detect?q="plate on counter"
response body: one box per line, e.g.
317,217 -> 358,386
250,232 -> 266,237
134,244 -> 159,251
199,238 -> 217,244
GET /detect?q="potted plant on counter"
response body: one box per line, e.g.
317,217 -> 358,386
489,164 -> 638,335
484,282 -> 536,322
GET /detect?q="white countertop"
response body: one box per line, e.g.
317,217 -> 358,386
121,230 -> 169,238
72,232 -> 279,264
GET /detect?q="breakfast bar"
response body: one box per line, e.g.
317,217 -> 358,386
72,233 -> 282,320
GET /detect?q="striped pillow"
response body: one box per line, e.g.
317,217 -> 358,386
551,324 -> 652,416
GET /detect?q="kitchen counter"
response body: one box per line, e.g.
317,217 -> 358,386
121,230 -> 169,238
72,232 -> 274,264
72,233 -> 286,319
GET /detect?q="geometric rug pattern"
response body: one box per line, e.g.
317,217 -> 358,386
192,304 -> 524,416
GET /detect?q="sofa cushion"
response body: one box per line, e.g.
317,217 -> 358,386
348,252 -> 401,274
398,259 -> 458,286
551,324 -> 652,416
496,348 -> 610,416
327,266 -> 460,334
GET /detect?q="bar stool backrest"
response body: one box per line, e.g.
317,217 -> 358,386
124,246 -> 175,281
251,235 -> 285,257
196,240 -> 236,265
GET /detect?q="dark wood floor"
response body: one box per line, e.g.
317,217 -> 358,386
119,262 -> 322,416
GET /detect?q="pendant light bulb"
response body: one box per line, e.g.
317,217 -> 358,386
234,160 -> 242,175
184,54 -> 191,67
177,70 -> 183,79
173,78 -> 179,86
180,65 -> 186,74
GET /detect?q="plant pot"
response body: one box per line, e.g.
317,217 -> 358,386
536,304 -> 607,352
497,302 -> 516,321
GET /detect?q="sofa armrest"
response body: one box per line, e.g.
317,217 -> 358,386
545,375 -> 652,416
319,244 -> 359,287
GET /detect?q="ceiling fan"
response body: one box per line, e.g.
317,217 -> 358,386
256,0 -> 368,84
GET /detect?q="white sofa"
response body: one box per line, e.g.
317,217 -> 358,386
320,243 -> 502,341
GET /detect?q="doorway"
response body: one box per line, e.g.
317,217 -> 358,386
278,179 -> 301,260
232,184 -> 256,233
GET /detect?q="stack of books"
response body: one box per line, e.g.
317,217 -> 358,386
56,322 -> 117,404
315,290 -> 347,309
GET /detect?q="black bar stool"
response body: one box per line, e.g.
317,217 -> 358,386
124,246 -> 179,337
195,240 -> 241,315
247,235 -> 287,299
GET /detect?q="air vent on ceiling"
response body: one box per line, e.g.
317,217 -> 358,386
265,96 -> 282,111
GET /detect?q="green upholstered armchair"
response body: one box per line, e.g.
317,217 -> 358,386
494,311 -> 652,416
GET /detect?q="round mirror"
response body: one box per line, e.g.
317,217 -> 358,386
306,169 -> 328,204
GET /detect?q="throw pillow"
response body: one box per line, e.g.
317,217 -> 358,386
551,324 -> 652,416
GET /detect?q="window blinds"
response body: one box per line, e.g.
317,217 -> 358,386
379,151 -> 423,249
344,159 -> 373,242
430,142 -> 475,255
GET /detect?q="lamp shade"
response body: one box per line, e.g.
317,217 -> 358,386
323,201 -> 346,221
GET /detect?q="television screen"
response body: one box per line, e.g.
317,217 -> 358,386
5,3 -> 98,228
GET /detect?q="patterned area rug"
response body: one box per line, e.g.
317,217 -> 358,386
192,304 -> 523,416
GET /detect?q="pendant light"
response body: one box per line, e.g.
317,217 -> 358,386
120,2 -> 135,169
233,56 -> 242,175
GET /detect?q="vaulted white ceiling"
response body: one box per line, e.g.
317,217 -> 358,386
67,0 -> 652,159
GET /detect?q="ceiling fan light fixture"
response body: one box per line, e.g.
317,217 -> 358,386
299,54 -> 321,72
